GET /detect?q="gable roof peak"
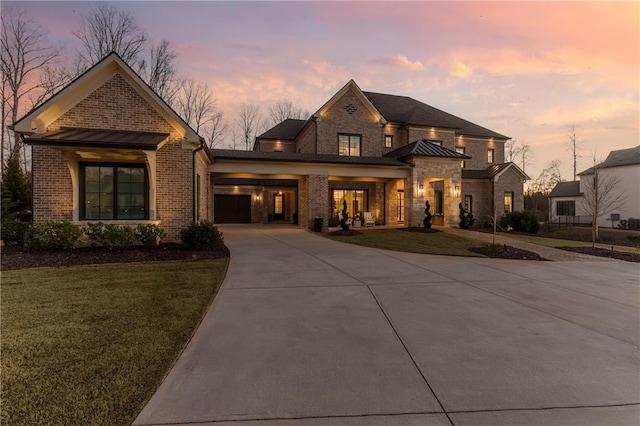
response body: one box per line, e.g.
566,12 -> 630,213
314,79 -> 386,125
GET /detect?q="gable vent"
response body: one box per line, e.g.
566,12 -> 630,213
344,103 -> 357,114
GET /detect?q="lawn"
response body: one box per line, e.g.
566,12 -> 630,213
328,228 -> 487,257
1,258 -> 229,426
536,225 -> 640,248
496,232 -> 640,254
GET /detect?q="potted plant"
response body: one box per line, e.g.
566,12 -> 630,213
353,212 -> 362,227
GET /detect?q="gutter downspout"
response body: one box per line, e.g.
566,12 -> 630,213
192,138 -> 205,222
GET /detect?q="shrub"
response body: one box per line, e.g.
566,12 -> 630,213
84,222 -> 137,249
135,224 -> 165,246
180,220 -> 224,251
1,219 -> 31,245
23,221 -> 82,251
502,211 -> 540,234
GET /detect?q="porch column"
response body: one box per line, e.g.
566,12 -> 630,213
299,174 -> 329,231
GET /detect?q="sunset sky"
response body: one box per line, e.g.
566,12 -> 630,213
11,1 -> 639,180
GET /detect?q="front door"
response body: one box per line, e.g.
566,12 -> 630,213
273,193 -> 285,220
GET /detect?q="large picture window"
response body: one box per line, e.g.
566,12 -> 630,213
81,163 -> 148,220
556,200 -> 575,216
338,134 -> 361,156
332,189 -> 368,218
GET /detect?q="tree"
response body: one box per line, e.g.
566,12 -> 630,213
505,138 -> 521,163
518,140 -> 533,173
268,99 -> 309,126
235,103 -> 263,151
74,3 -> 148,72
1,151 -> 31,218
206,111 -> 228,149
566,125 -> 582,181
525,160 -> 562,218
1,6 -> 64,166
581,155 -> 626,246
174,79 -> 216,134
145,39 -> 179,105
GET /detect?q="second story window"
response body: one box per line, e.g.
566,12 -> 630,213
385,135 -> 393,148
429,140 -> 443,146
339,134 -> 361,156
487,148 -> 495,163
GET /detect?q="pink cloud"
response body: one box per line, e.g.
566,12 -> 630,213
369,54 -> 425,71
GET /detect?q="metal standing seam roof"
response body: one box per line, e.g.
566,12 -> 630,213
22,127 -> 170,150
549,181 -> 581,197
385,139 -> 470,160
211,149 -> 409,167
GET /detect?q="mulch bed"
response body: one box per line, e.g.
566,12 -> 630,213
1,243 -> 230,271
328,229 -> 363,236
468,245 -> 547,261
556,246 -> 640,263
398,227 -> 441,234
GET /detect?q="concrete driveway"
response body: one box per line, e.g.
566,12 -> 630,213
134,225 -> 640,426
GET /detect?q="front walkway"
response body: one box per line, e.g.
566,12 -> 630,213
439,227 -> 611,261
135,225 -> 639,425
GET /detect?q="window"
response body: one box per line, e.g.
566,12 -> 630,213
429,140 -> 443,146
81,163 -> 148,220
332,189 -> 368,218
487,148 -> 495,163
556,200 -> 575,216
456,146 -> 465,168
504,191 -> 514,214
385,135 -> 393,148
338,134 -> 361,156
434,189 -> 444,215
464,194 -> 472,213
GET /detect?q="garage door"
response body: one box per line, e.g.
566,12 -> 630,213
214,195 -> 251,223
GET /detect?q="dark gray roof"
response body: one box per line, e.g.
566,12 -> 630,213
386,139 -> 470,160
212,149 -> 409,167
549,181 -> 581,197
462,162 -> 529,180
257,119 -> 307,140
601,145 -> 640,168
23,127 -> 169,150
578,146 -> 640,175
363,91 -> 509,140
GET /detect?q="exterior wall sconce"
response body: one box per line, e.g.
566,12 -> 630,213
418,184 -> 424,197
454,185 -> 460,197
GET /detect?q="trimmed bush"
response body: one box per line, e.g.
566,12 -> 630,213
135,224 -> 165,246
23,221 -> 82,251
1,219 -> 31,245
180,221 -> 224,251
84,222 -> 137,249
501,211 -> 540,234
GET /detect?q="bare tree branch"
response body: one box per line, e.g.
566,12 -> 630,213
145,39 -> 179,105
235,103 -> 262,151
1,5 -> 65,161
73,3 -> 148,72
566,124 -> 582,181
581,153 -> 626,245
268,99 -> 309,126
504,138 -> 522,163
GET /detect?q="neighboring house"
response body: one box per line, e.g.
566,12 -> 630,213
214,80 -> 528,229
549,146 -> 640,228
14,52 -> 213,240
15,52 -> 527,236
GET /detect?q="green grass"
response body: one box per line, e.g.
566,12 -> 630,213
536,226 -> 640,247
497,232 -> 640,254
328,229 -> 487,257
1,258 -> 229,426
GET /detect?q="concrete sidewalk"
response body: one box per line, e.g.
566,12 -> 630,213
439,226 -> 616,261
134,225 -> 639,426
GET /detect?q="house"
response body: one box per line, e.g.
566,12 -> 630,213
15,52 -> 528,237
14,52 -> 213,240
549,146 -> 640,228
213,80 -> 528,229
